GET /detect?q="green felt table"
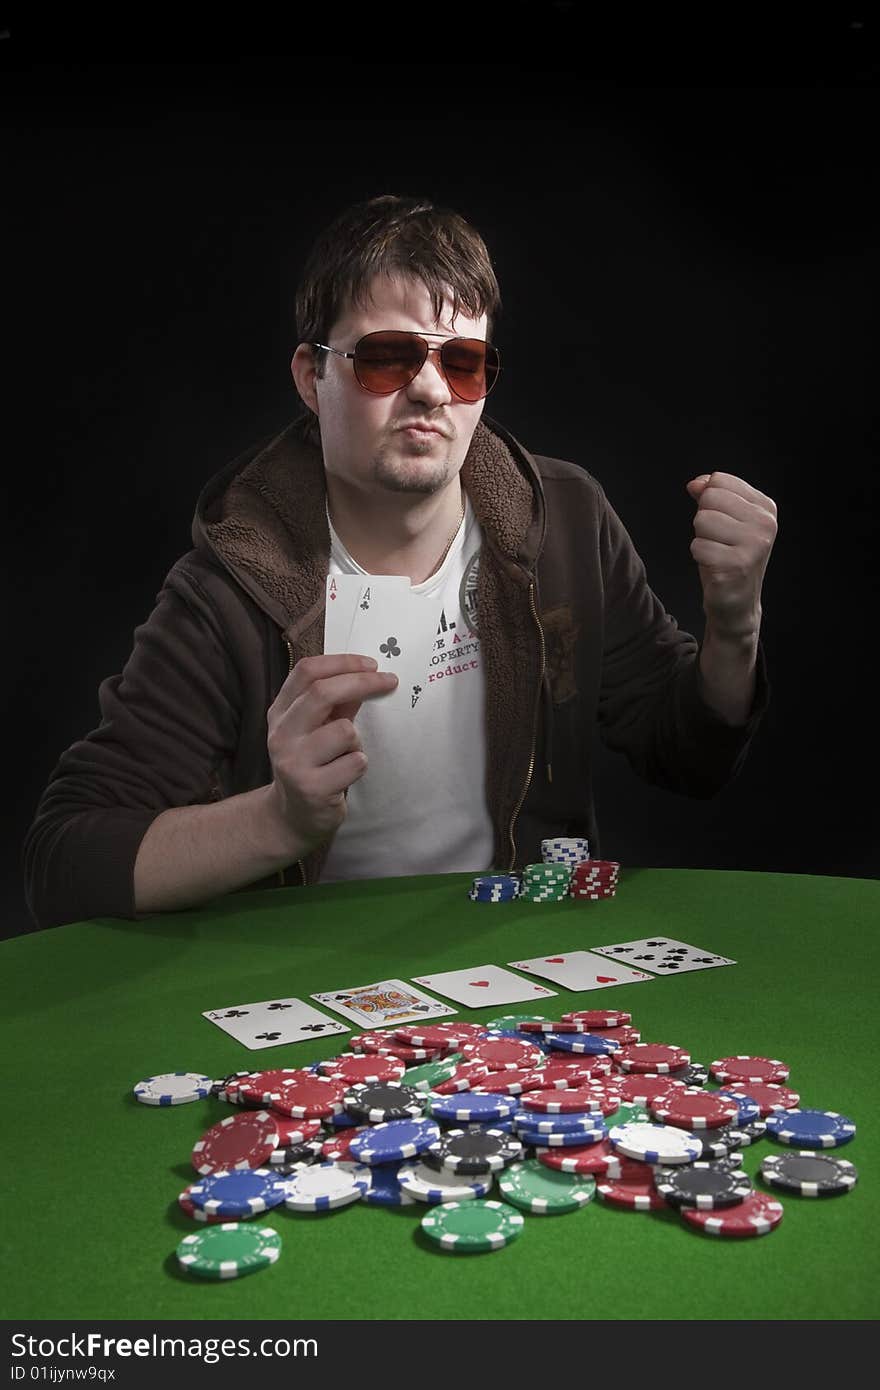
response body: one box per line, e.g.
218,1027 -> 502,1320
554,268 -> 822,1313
2,867 -> 877,1322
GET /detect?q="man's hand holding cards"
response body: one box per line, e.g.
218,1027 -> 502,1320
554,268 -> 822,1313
261,652 -> 397,856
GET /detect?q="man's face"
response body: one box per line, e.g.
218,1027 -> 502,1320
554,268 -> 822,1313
292,271 -> 488,501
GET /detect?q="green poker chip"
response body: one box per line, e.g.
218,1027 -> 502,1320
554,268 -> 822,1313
405,1055 -> 463,1092
176,1223 -> 281,1280
498,1159 -> 596,1214
421,1199 -> 525,1252
482,1015 -> 553,1031
602,1103 -> 651,1129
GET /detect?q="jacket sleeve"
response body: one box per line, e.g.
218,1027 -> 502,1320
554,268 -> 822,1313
21,561 -> 243,931
595,484 -> 770,795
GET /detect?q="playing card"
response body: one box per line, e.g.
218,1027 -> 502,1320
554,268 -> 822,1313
202,997 -> 349,1051
411,964 -> 557,1008
347,578 -> 440,720
508,952 -> 654,991
311,979 -> 457,1028
589,936 -> 737,974
324,574 -> 364,655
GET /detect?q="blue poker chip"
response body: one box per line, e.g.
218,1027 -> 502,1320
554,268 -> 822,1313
429,1092 -> 520,1124
348,1117 -> 441,1165
460,1117 -> 517,1134
327,1110 -> 358,1129
186,1168 -> 288,1217
514,1110 -> 609,1136
516,1122 -> 607,1147
545,1032 -> 621,1056
361,1159 -> 417,1207
716,1090 -> 762,1127
764,1108 -> 857,1148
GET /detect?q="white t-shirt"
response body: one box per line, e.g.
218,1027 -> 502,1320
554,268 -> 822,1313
319,491 -> 495,882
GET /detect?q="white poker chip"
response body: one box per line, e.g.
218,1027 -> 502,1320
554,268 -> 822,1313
134,1072 -> 214,1106
281,1161 -> 371,1211
609,1121 -> 703,1165
397,1160 -> 494,1204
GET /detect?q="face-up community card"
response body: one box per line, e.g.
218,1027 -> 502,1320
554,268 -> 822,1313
324,574 -> 441,719
203,997 -> 349,1051
508,952 -> 654,991
311,979 -> 456,1028
589,936 -> 737,974
411,964 -> 558,1008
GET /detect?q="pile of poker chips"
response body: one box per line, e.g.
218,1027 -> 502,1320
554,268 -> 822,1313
135,1010 -> 860,1275
468,839 -> 620,904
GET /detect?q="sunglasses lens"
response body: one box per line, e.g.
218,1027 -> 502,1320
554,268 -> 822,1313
443,339 -> 499,402
355,332 -> 425,392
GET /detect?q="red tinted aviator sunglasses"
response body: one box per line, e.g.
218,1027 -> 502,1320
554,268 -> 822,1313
310,330 -> 501,402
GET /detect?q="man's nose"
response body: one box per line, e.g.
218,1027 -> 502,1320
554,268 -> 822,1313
406,346 -> 454,404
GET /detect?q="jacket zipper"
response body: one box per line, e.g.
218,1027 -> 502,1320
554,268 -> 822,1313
507,579 -> 546,871
280,639 -> 307,889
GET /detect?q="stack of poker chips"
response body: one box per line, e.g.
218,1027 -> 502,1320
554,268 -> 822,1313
520,862 -> 573,902
541,836 -> 591,868
569,861 -> 619,900
468,874 -> 521,903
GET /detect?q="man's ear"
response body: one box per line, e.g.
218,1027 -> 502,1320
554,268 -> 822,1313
291,343 -> 319,416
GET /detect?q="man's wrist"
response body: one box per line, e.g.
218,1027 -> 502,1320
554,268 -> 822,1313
697,623 -> 760,727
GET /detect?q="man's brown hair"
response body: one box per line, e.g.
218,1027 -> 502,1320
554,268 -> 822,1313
293,193 -> 503,447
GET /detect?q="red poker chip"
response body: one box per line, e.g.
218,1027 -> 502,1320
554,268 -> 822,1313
681,1191 -> 784,1238
527,1059 -> 614,1090
318,1054 -> 406,1085
470,1068 -> 546,1096
237,1068 -> 310,1103
371,1042 -> 445,1063
178,1187 -> 230,1223
597,1157 -> 668,1210
579,1025 -> 641,1046
265,1074 -> 348,1119
392,1023 -> 486,1047
722,1082 -> 801,1115
521,1083 -> 621,1116
518,1020 -> 592,1034
432,1061 -> 493,1094
190,1110 -> 280,1175
710,1056 -> 790,1085
615,1043 -> 691,1074
650,1088 -> 741,1131
561,1009 -> 632,1027
321,1125 -> 371,1160
616,1074 -> 690,1106
536,1138 -> 624,1177
271,1115 -> 324,1146
460,1038 -> 544,1071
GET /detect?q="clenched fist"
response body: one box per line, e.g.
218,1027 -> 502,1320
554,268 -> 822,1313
686,471 -> 778,639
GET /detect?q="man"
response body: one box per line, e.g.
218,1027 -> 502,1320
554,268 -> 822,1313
22,194 -> 777,931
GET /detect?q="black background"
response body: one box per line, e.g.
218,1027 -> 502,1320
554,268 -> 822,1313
5,8 -> 878,938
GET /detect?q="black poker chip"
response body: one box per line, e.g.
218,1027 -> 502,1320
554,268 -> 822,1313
212,1072 -> 254,1100
342,1082 -> 426,1122
761,1152 -> 859,1197
267,1139 -> 324,1170
423,1128 -> 523,1174
676,1063 -> 709,1087
653,1161 -> 753,1209
726,1119 -> 767,1147
683,1125 -> 742,1159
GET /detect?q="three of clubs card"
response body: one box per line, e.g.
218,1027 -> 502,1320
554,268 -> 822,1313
202,997 -> 349,1051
